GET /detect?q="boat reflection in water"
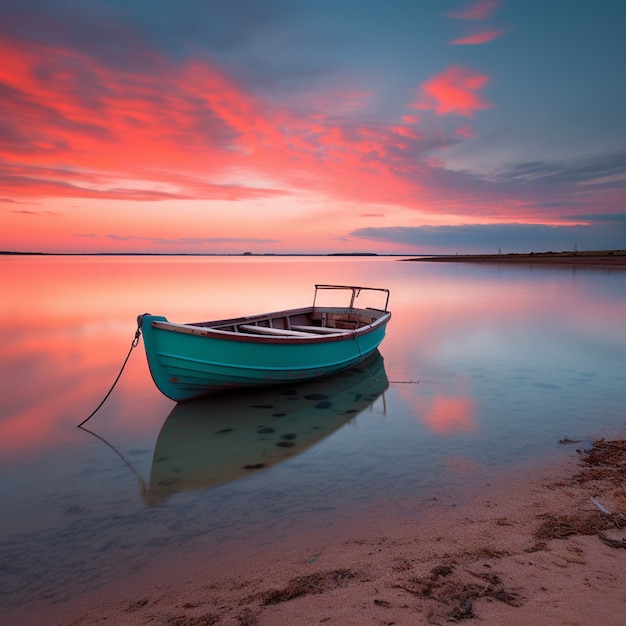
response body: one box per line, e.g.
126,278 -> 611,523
146,351 -> 388,505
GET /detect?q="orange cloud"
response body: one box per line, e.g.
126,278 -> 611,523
446,0 -> 501,21
0,29 -> 506,255
412,66 -> 492,117
450,29 -> 506,45
0,32 -> 431,212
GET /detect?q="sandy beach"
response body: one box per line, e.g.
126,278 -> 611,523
9,437 -> 624,625
405,250 -> 626,268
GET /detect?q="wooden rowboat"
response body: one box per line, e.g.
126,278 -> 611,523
138,284 -> 391,402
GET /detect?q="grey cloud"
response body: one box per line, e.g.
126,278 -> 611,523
567,212 -> 626,223
491,152 -> 626,187
350,222 -> 626,253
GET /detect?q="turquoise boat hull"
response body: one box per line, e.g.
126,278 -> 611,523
138,285 -> 391,401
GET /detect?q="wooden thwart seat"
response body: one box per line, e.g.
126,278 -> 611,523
290,325 -> 351,335
238,324 -> 314,337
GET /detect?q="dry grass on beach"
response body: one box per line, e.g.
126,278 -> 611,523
29,437 -> 626,626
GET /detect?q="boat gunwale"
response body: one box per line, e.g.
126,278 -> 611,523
150,305 -> 390,345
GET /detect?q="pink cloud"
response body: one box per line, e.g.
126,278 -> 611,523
450,28 -> 506,45
455,125 -> 475,138
401,114 -> 421,125
392,125 -> 421,139
412,66 -> 492,117
1,33 -> 417,208
446,0 -> 501,21
0,32 -> 494,222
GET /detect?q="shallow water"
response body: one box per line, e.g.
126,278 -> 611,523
1,256 -> 625,613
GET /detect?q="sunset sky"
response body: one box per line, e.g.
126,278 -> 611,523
1,0 -> 625,254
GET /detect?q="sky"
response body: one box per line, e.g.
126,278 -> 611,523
1,0 -> 626,255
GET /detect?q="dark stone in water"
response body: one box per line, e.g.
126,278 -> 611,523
272,413 -> 287,417
276,441 -> 295,447
281,433 -> 296,440
304,393 -> 329,400
314,401 -> 332,409
258,427 -> 275,434
215,428 -> 234,434
244,463 -> 265,470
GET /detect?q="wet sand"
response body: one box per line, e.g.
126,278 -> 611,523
9,438 -> 625,625
404,250 -> 626,268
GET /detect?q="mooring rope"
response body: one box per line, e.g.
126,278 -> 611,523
77,322 -> 142,427
352,331 -> 419,385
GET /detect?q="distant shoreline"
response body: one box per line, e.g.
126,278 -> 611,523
404,250 -> 626,267
3,250 -> 626,266
0,251 -> 388,257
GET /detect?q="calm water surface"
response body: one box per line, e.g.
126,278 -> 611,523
1,256 -> 625,616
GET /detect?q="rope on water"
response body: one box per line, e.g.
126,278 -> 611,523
78,424 -> 148,498
352,331 -> 419,385
77,322 -> 143,427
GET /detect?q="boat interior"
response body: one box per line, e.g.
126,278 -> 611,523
154,285 -> 390,339
197,307 -> 387,338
